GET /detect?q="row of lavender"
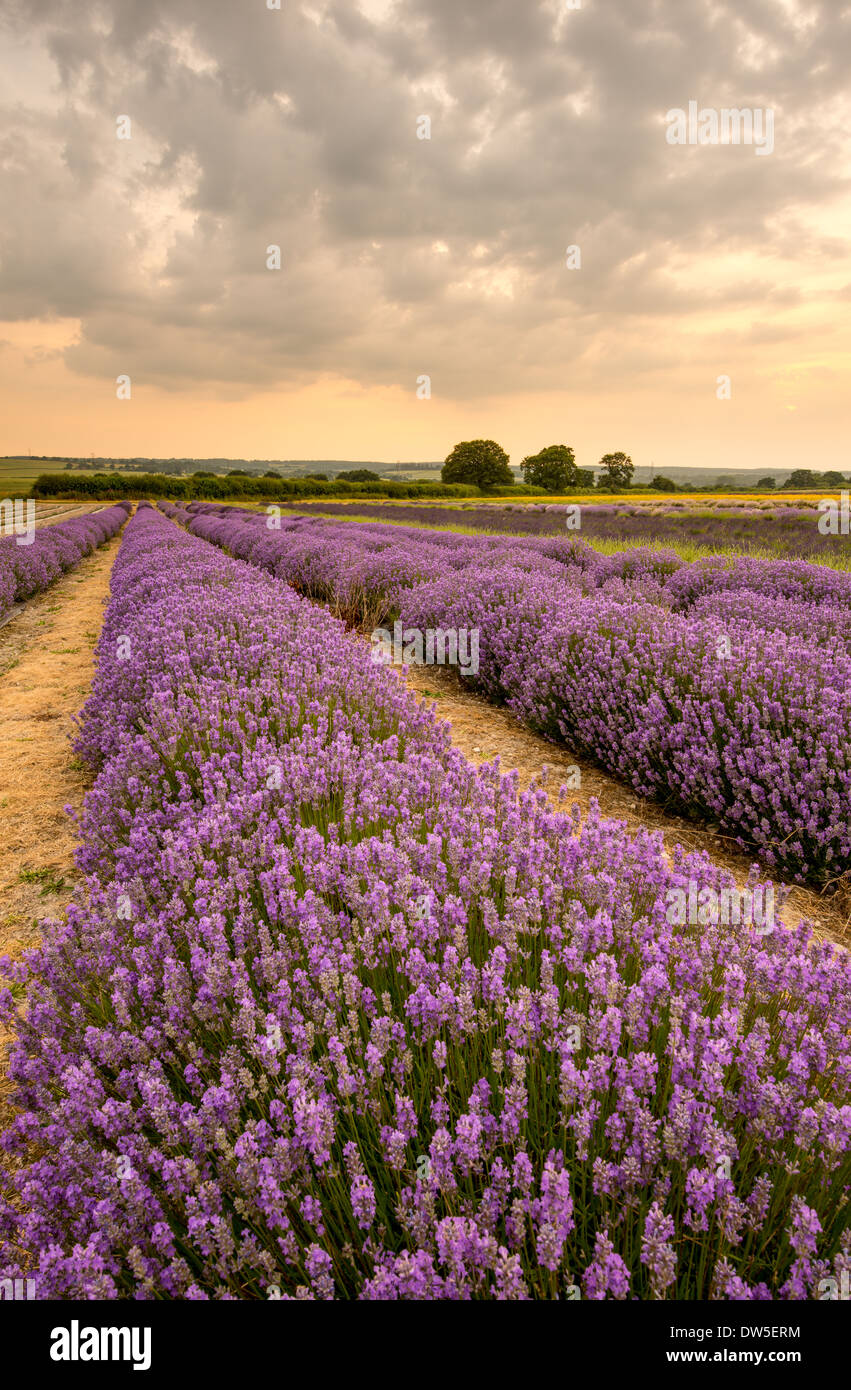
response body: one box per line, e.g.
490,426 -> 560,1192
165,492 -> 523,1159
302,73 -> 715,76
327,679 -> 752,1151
1,503 -> 849,1299
276,499 -> 841,560
0,503 -> 132,622
168,503 -> 851,886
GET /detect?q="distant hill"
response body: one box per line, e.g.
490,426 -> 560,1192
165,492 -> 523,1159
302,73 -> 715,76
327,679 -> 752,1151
4,457 -> 445,479
628,466 -> 793,486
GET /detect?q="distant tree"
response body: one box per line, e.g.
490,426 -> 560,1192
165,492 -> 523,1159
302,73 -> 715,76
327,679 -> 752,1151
598,452 -> 634,489
336,468 -> 381,482
821,470 -> 847,487
263,470 -> 280,478
520,444 -> 579,492
193,471 -> 216,478
786,469 -> 818,488
755,476 -> 775,489
305,472 -> 328,481
442,440 -> 513,490
227,469 -> 249,477
649,474 -> 677,492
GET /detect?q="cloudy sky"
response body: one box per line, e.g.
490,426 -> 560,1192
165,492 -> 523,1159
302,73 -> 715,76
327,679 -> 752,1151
1,0 -> 849,470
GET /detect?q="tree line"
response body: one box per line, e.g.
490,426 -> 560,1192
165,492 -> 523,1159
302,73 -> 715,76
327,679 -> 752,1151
441,440 -> 638,491
29,471 -> 489,502
441,443 -> 851,493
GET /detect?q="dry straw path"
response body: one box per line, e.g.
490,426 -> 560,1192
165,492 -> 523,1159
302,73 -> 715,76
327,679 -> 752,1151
0,532 -> 121,1201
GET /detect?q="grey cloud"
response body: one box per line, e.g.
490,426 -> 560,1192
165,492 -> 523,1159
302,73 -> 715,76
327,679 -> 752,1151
0,0 -> 848,397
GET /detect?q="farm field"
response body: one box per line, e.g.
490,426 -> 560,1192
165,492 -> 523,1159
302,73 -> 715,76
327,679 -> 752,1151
30,502 -> 110,529
176,501 -> 851,885
1,498 -> 849,1305
275,496 -> 851,566
395,659 -> 851,945
0,459 -> 75,496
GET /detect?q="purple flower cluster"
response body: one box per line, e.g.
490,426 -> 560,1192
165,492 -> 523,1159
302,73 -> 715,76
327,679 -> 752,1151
1,504 -> 849,1301
0,503 -> 131,621
174,504 -> 851,883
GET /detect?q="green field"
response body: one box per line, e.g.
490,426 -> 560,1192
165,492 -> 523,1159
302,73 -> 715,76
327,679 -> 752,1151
0,458 -> 74,495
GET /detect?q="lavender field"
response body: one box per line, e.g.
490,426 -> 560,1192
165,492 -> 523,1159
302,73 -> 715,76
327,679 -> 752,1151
2,501 -> 849,1303
278,499 -> 851,563
179,501 -> 851,885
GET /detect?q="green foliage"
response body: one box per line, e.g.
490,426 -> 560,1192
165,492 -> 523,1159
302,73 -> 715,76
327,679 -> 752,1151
520,443 -> 578,492
28,471 -> 484,503
598,451 -> 634,488
442,440 -> 513,490
19,866 -> 67,896
782,469 -> 848,490
649,474 -> 678,492
335,469 -> 382,482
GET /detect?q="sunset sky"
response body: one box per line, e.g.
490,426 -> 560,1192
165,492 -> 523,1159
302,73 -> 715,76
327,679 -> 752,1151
1,0 -> 849,471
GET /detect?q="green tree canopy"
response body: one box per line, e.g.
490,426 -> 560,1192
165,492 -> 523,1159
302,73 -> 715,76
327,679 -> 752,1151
442,440 -> 513,489
786,469 -> 818,488
598,452 -> 634,489
520,444 -> 578,492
